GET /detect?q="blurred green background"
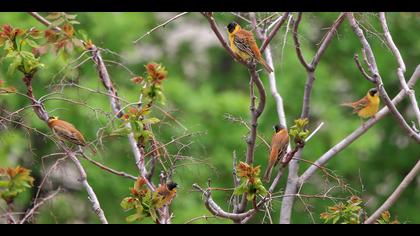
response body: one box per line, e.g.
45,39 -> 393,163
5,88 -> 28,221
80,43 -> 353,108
0,12 -> 419,224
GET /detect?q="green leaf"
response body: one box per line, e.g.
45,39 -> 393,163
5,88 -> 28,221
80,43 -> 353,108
69,20 -> 80,25
120,197 -> 135,210
246,193 -> 255,201
143,117 -> 160,125
51,18 -> 65,27
65,14 -> 78,20
46,12 -> 62,20
149,207 -> 158,221
25,39 -> 39,48
233,182 -> 247,196
0,180 -> 9,187
140,130 -> 154,140
110,127 -> 131,136
332,216 -> 340,224
126,213 -> 141,222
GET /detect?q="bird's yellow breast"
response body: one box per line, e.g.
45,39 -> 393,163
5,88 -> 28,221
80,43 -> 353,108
358,95 -> 380,118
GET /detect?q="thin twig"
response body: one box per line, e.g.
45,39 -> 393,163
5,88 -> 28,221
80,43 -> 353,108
133,12 -> 189,43
79,150 -> 137,181
260,12 -> 290,53
20,189 -> 61,224
354,53 -> 375,82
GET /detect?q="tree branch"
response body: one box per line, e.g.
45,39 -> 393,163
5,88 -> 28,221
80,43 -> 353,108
354,53 -> 375,82
365,160 -> 420,224
192,184 -> 260,221
79,150 -> 137,181
310,13 -> 345,68
299,67 -> 420,184
260,12 -> 290,53
19,73 -> 109,224
292,13 -> 312,71
379,12 -> 420,130
20,189 -> 60,224
347,13 -> 420,143
68,152 -> 108,224
89,45 -> 155,190
280,12 -> 347,224
133,12 -> 189,43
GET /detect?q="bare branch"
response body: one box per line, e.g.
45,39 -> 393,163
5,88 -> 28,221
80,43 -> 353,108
310,13 -> 345,68
18,72 -> 109,224
88,45 -> 155,190
68,153 -> 108,224
347,13 -> 420,143
192,184 -> 260,221
20,189 -> 61,224
354,53 -> 375,82
260,12 -> 290,53
379,12 -> 420,130
280,12 -> 346,224
365,160 -> 420,224
79,150 -> 137,181
299,68 -> 420,184
28,12 -> 62,32
292,13 -> 312,71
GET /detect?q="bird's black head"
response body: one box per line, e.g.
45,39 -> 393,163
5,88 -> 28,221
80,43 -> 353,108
48,116 -> 58,122
227,22 -> 238,33
274,124 -> 285,133
368,88 -> 378,97
167,182 -> 178,191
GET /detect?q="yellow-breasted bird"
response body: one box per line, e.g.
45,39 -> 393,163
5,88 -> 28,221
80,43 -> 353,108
48,116 -> 95,153
263,125 -> 289,183
341,88 -> 380,119
156,182 -> 177,205
227,22 -> 273,73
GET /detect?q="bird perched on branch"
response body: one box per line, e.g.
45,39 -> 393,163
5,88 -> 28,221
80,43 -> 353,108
263,125 -> 289,182
227,22 -> 273,73
156,182 -> 178,206
341,88 -> 380,119
47,116 -> 96,153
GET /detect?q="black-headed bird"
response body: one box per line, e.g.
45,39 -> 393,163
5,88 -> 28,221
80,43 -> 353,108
227,22 -> 273,73
263,125 -> 289,183
156,182 -> 177,206
341,88 -> 380,119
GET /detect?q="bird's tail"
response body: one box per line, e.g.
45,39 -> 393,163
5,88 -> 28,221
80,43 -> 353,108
263,163 -> 274,183
340,102 -> 353,108
259,58 -> 273,74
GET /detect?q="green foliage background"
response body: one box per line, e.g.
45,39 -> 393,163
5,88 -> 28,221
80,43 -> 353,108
0,12 -> 419,224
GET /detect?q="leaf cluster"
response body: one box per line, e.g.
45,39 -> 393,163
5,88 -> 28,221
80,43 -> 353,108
233,162 -> 267,201
0,166 -> 34,204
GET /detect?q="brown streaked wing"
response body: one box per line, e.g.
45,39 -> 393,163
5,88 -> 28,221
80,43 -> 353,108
234,35 -> 255,58
53,126 -> 85,146
351,96 -> 370,113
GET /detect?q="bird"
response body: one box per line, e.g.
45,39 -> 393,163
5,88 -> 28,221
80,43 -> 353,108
226,22 -> 273,73
156,182 -> 177,206
341,88 -> 380,119
263,124 -> 289,183
47,116 -> 95,153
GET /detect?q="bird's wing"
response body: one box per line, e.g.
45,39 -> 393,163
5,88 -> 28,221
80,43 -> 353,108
352,96 -> 370,113
53,125 -> 85,145
234,30 -> 257,58
271,130 -> 289,166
